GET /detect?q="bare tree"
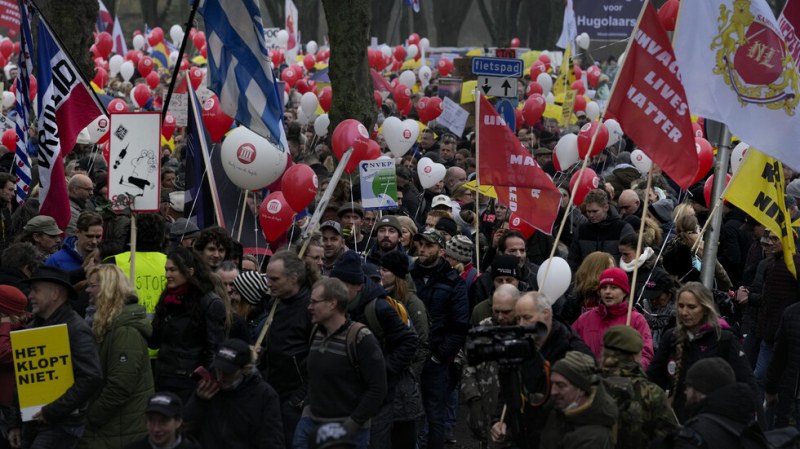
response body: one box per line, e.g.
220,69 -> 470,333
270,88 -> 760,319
39,0 -> 97,80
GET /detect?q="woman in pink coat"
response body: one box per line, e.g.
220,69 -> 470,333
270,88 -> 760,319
572,267 -> 655,370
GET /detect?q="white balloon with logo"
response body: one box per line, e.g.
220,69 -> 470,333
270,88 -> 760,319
555,133 -> 579,169
585,101 -> 600,121
417,157 -> 446,189
537,257 -> 571,305
419,66 -> 432,87
306,40 -> 318,55
221,126 -> 288,190
85,115 -> 110,144
170,25 -> 184,47
132,34 -> 145,51
399,70 -> 416,88
382,116 -> 419,157
277,30 -> 289,48
730,142 -> 749,174
604,119 -> 624,146
300,92 -> 319,116
536,72 -> 553,94
630,149 -> 652,174
120,61 -> 135,82
109,55 -> 124,76
1,91 -> 13,109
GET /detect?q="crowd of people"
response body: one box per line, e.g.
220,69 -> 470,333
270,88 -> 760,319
0,39 -> 795,449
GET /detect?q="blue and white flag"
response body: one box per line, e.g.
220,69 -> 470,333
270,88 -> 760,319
404,0 -> 420,13
13,0 -> 33,205
185,81 -> 224,229
199,0 -> 287,150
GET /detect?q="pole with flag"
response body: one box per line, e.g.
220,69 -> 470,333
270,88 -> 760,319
12,0 -> 33,206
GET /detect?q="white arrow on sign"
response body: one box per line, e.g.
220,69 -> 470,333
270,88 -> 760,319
479,76 -> 516,98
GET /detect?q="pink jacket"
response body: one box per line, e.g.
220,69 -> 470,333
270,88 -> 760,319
572,301 -> 655,371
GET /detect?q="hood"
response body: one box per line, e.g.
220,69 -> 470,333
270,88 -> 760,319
349,277 -> 387,316
693,383 -> 756,424
112,301 -> 152,339
563,383 -> 618,428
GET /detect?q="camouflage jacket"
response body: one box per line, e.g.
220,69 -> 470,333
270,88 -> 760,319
461,317 -> 501,441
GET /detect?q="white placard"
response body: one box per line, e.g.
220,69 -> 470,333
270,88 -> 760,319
264,27 -> 281,49
108,113 -> 161,212
438,97 -> 469,137
166,92 -> 188,127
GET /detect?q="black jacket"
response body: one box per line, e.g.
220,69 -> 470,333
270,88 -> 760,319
0,266 -> 29,296
124,435 -> 201,449
185,370 -> 283,449
567,208 -> 635,270
766,302 -> 800,397
468,261 -> 539,308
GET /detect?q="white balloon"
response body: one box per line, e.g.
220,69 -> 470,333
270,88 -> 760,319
283,91 -> 289,106
132,34 -> 145,51
536,73 -> 553,94
585,101 -> 600,121
169,25 -> 184,47
314,114 -> 330,137
108,55 -> 124,76
406,44 -> 419,60
306,40 -> 318,55
169,51 -> 179,67
221,126 -> 289,190
382,117 -> 420,157
419,37 -> 430,52
84,115 -> 110,143
277,30 -> 289,47
399,70 -> 416,88
296,106 -> 311,126
731,142 -> 749,174
417,157 -> 446,189
120,60 -> 135,81
380,44 -> 392,58
546,92 -> 555,104
618,51 -> 626,67
419,66 -> 432,82
576,32 -> 591,50
1,91 -> 13,109
604,119 -> 624,146
537,257 -> 571,305
555,134 -> 579,169
300,92 -> 319,115
630,149 -> 652,174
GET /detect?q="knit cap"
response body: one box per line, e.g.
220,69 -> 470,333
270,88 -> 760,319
435,217 -> 458,237
0,285 -> 27,316
685,357 -> 736,395
603,325 -> 643,354
598,267 -> 630,294
491,255 -> 520,280
233,271 -> 268,305
380,251 -> 409,278
330,251 -> 364,285
551,351 -> 598,393
445,235 -> 473,264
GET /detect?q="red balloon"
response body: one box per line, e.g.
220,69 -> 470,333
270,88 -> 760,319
392,84 -> 411,109
587,67 -> 601,88
704,173 -> 731,207
93,67 -> 108,88
508,212 -> 535,238
331,119 -> 370,172
270,49 -> 285,66
407,33 -> 420,46
201,95 -> 234,143
398,101 -> 412,118
374,90 -> 382,110
148,27 -> 164,47
573,65 -> 583,79
393,45 -> 406,61
193,31 -> 206,50
692,122 -> 704,138
526,82 -> 543,97
522,94 -> 546,126
281,164 -> 318,212
694,137 -> 714,184
0,39 -> 12,59
537,54 -> 551,67
306,80 -> 318,95
364,139 -> 382,162
259,192 -> 296,243
94,32 -> 113,59
146,71 -> 160,89
577,121 -> 610,159
318,86 -> 332,112
530,61 -> 547,78
573,95 -> 587,113
416,97 -> 431,123
437,58 -> 453,76
427,97 -> 443,121
367,48 -> 379,69
569,168 -> 600,205
12,41 -> 19,56
552,150 -> 562,172
200,44 -> 207,59
1,129 -> 15,150
510,37 -> 521,48
571,80 -> 586,95
294,78 -> 311,94
138,56 -> 154,77
189,66 -> 203,90
281,66 -> 301,88
132,84 -> 151,108
162,113 -> 177,139
658,0 -> 680,32
302,54 -> 315,71
266,155 -> 293,191
126,50 -> 141,65
108,98 -> 128,114
514,108 -> 524,129
0,56 -> 6,72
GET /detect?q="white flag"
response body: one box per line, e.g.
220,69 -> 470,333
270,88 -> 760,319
285,0 -> 299,62
674,0 -> 800,170
556,0 -> 577,49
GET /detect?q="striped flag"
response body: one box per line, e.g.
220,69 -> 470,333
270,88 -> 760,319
12,0 -> 33,205
96,0 -> 113,33
185,79 -> 224,228
199,0 -> 287,150
36,7 -> 105,230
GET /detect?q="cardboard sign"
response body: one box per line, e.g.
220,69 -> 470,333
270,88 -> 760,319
11,324 -> 74,421
166,92 -> 188,127
561,90 -> 577,126
108,113 -> 162,212
264,27 -> 281,49
438,97 -> 469,137
359,159 -> 397,210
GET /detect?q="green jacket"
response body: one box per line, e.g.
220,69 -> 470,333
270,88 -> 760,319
81,302 -> 154,449
540,383 -> 619,449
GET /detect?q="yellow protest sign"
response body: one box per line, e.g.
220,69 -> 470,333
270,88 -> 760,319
560,90 -> 576,126
554,43 -> 575,97
11,324 -> 74,421
724,149 -> 796,277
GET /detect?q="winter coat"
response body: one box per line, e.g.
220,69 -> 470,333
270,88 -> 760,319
123,435 -> 201,449
385,285 -> 429,381
185,370 -> 284,449
539,383 -> 618,449
572,301 -> 655,370
766,301 -> 800,427
567,208 -> 635,271
469,262 -> 536,310
45,235 -> 84,272
0,320 -> 25,406
753,254 -> 800,344
82,302 -> 154,449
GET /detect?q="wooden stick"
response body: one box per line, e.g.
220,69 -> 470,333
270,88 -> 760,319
236,189 -> 249,242
627,168 -> 653,326
129,213 -> 137,281
474,87 -> 482,273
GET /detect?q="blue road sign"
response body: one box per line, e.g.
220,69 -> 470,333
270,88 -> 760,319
495,99 -> 516,132
471,56 -> 524,78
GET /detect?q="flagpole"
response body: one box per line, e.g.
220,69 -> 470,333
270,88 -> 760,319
700,121 -> 732,288
162,0 -> 201,121
626,167 -> 653,325
237,190 -> 249,242
474,87 -> 481,274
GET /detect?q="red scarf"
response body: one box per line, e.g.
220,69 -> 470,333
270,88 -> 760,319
163,285 -> 189,305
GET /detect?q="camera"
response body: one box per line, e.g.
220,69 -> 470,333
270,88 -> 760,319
465,323 -> 547,367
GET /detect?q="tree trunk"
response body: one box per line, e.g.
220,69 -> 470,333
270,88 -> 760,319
432,0 -> 473,46
139,0 -> 158,28
322,0 -> 375,133
371,1 -> 395,43
297,0 -> 320,43
40,0 -> 97,81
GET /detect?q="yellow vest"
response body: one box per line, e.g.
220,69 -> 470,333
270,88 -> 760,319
115,251 -> 168,314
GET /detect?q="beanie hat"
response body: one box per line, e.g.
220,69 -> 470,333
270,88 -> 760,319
434,217 -> 458,237
685,357 -> 736,395
330,251 -> 364,285
446,235 -> 473,264
233,271 -> 268,305
648,199 -> 674,224
603,325 -> 644,354
491,255 -> 520,280
380,251 -> 409,278
0,285 -> 27,316
376,215 -> 403,234
598,267 -> 630,294
551,351 -> 598,393
689,184 -> 707,208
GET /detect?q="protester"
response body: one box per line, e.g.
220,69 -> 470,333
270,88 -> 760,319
192,226 -> 232,271
0,243 -> 41,295
562,252 -> 615,323
0,285 -> 28,448
567,189 -> 635,271
123,392 -> 200,449
46,211 -> 104,272
18,216 -> 63,260
66,174 -> 95,236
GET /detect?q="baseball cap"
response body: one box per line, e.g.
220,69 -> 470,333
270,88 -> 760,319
23,216 -> 62,236
210,339 -> 252,375
431,195 -> 452,209
145,392 -> 183,417
320,220 -> 343,235
414,229 -> 446,248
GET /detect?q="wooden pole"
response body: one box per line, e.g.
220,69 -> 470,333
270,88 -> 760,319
474,87 -> 482,273
129,213 -> 137,281
626,168 -> 653,325
236,190 -> 249,242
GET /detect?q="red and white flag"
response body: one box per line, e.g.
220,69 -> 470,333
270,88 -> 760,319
478,94 -> 562,234
285,0 -> 299,61
606,0 -> 697,190
112,16 -> 128,55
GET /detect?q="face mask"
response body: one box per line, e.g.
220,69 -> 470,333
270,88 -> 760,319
563,389 -> 583,411
691,255 -> 702,272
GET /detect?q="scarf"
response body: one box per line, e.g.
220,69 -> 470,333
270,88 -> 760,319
163,285 -> 189,305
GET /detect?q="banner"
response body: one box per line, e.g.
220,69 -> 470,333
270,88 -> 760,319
554,43 -> 576,98
108,113 -> 161,212
606,0 -> 697,190
359,159 -> 397,210
674,0 -> 800,171
0,0 -> 20,37
723,149 -> 796,277
285,0 -> 299,62
573,0 -> 643,40
12,0 -> 32,206
11,324 -> 74,421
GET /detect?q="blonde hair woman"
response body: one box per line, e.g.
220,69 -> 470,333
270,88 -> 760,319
82,265 -> 154,449
562,252 -> 615,323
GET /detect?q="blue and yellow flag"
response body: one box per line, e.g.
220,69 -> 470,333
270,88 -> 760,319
150,40 -> 169,68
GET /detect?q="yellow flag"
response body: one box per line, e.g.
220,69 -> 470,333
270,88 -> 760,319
553,43 -> 575,97
724,149 -> 796,277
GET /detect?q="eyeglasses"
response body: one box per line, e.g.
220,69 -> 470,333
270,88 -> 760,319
309,298 -> 332,305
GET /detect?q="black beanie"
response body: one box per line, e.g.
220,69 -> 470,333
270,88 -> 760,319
491,255 -> 520,280
380,251 -> 409,278
685,357 -> 736,395
329,251 -> 364,285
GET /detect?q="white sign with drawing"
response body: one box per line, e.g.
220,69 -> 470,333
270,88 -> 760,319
108,113 -> 161,212
438,97 -> 469,137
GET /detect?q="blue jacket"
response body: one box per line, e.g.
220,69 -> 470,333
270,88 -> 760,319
45,236 -> 84,272
411,258 -> 469,362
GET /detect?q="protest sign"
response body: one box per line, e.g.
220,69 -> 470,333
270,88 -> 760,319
359,159 -> 398,210
166,92 -> 188,127
264,27 -> 281,49
573,0 -> 643,40
11,324 -> 74,421
108,113 -> 162,212
438,77 -> 463,103
438,97 -> 469,137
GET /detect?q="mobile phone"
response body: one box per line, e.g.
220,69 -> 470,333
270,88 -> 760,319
192,366 -> 214,383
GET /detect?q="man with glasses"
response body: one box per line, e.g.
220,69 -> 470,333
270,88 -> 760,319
66,174 -> 95,236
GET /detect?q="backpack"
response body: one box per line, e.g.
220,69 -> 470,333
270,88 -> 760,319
364,295 -> 410,341
310,321 -> 367,373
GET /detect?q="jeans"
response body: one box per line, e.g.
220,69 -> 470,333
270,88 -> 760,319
22,424 -> 82,449
368,401 -> 393,449
420,358 -> 450,449
292,416 -> 370,449
754,341 -> 774,427
281,399 -> 303,448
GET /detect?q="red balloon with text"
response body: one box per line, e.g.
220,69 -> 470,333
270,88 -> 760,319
569,168 -> 600,205
577,121 -> 609,159
259,192 -> 296,243
281,164 -> 318,212
201,95 -> 234,143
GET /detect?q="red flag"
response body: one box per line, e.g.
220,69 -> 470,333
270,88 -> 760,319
605,0 -> 697,190
478,94 -> 561,234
